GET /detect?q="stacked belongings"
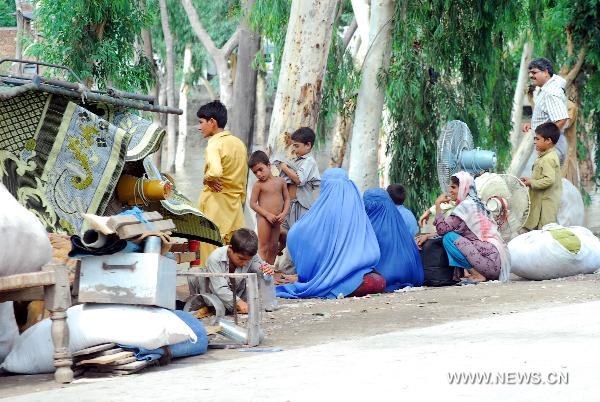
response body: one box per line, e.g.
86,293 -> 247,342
1,208 -> 209,376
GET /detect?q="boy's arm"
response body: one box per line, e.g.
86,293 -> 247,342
279,163 -> 300,185
204,142 -> 224,190
249,182 -> 276,223
530,157 -> 557,190
205,254 -> 235,311
248,254 -> 275,276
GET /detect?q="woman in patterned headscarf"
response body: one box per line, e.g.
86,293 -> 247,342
433,171 -> 510,282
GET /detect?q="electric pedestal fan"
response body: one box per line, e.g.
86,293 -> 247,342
436,120 -> 530,240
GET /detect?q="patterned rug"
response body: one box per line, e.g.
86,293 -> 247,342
1,86 -> 220,243
1,90 -> 135,234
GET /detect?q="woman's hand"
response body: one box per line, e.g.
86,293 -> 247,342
415,233 -> 433,250
418,210 -> 431,227
435,194 -> 450,206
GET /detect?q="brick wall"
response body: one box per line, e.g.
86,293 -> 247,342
0,28 -> 17,60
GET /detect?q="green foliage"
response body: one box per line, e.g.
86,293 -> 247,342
0,0 -> 16,27
316,6 -> 361,148
531,0 -> 600,180
28,0 -> 155,91
386,0 -> 528,213
248,0 -> 290,84
151,0 -> 240,86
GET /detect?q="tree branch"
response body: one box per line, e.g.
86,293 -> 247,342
565,27 -> 574,58
180,0 -> 218,55
565,46 -> 587,88
221,28 -> 241,59
342,18 -> 358,50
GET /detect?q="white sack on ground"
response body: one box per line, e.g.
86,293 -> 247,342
557,178 -> 585,227
0,302 -> 19,364
1,304 -> 197,374
509,225 -> 600,280
0,184 -> 52,277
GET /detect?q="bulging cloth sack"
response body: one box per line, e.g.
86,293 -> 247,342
1,304 -> 197,374
509,225 -> 600,280
0,184 -> 52,277
557,178 -> 585,227
0,302 -> 19,364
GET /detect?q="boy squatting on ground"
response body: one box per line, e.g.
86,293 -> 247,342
520,121 -> 563,231
205,229 -> 275,314
248,150 -> 290,265
276,127 -> 321,233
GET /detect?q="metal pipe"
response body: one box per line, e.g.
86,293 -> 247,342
0,74 -> 171,113
0,58 -> 84,84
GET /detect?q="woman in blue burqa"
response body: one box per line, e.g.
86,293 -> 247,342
363,188 -> 424,291
276,168 -> 385,299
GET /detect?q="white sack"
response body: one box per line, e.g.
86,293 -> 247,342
1,304 -> 197,374
557,178 -> 585,227
0,302 -> 19,364
509,225 -> 600,280
0,184 -> 52,277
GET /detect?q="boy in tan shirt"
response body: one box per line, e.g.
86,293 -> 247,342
520,122 -> 562,230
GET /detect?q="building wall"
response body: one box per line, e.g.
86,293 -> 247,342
0,28 -> 17,60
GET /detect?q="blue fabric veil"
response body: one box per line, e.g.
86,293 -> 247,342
276,168 -> 380,299
363,188 -> 424,291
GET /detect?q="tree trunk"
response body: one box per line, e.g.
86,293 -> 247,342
578,110 -> 596,185
329,114 -> 352,167
350,0 -> 370,63
562,84 -> 580,186
348,0 -> 394,191
267,0 -> 340,158
231,0 -> 260,150
159,0 -> 177,173
14,0 -> 23,74
254,72 -> 267,149
175,44 -> 193,171
180,0 -> 239,110
510,40 -> 533,154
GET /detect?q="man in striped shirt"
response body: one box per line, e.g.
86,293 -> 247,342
522,57 -> 569,165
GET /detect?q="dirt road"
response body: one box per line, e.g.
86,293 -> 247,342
2,273 -> 599,399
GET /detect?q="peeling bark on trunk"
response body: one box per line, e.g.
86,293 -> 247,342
578,110 -> 596,185
159,0 -> 177,173
267,0 -> 340,158
231,0 -> 260,149
329,114 -> 352,167
510,40 -> 533,154
181,0 -> 239,110
562,84 -> 580,186
348,0 -> 394,191
175,44 -> 193,171
254,73 -> 267,149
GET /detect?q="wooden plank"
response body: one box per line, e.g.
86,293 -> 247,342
113,360 -> 148,371
77,351 -> 134,366
73,343 -> 116,357
116,219 -> 176,239
108,356 -> 137,366
0,271 -> 55,292
107,212 -> 163,232
174,252 -> 200,264
0,286 -> 44,302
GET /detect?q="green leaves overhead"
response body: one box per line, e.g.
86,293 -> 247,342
386,0 -> 527,212
29,0 -> 155,91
